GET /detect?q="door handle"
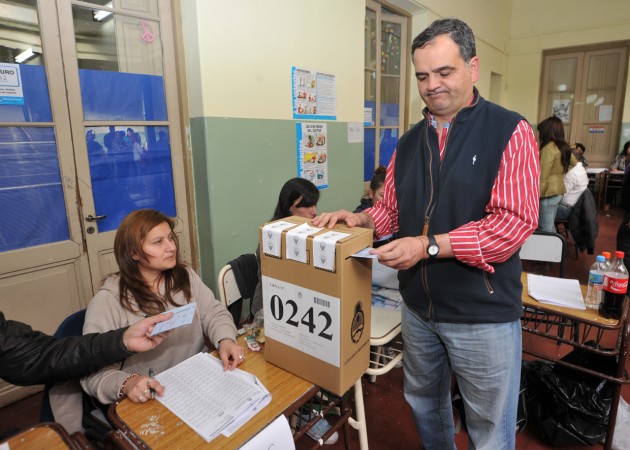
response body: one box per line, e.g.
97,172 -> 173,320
85,214 -> 107,222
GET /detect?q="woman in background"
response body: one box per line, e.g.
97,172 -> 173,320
537,116 -> 572,232
354,165 -> 386,213
81,209 -> 240,405
610,141 -> 630,172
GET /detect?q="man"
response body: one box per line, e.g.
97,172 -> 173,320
0,311 -> 172,387
314,18 -> 539,449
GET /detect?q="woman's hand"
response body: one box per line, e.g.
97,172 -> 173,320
218,338 -> 245,371
122,373 -> 165,403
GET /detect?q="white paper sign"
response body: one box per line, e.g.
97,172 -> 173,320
285,222 -> 322,263
262,220 -> 297,257
240,415 -> 295,450
262,275 -> 340,366
348,122 -> 364,143
313,231 -> 350,271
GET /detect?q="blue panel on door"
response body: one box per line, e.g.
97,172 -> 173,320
0,127 -> 69,252
80,69 -> 167,121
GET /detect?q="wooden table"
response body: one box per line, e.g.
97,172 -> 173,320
521,273 -> 630,450
108,336 -> 322,449
1,423 -> 76,450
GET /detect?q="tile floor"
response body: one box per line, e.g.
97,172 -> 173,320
1,207 -> 629,449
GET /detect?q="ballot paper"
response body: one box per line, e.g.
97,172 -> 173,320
527,273 -> 586,310
313,230 -> 350,271
155,353 -> 271,442
352,247 -> 377,259
240,415 -> 295,450
149,303 -> 196,336
372,286 -> 403,310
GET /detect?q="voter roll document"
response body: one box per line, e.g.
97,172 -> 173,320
149,303 -> 196,336
154,352 -> 271,442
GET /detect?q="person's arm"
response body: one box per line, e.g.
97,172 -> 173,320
448,120 -> 540,272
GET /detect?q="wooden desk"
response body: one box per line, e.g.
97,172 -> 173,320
521,273 -> 630,450
108,337 -> 325,449
1,423 -> 75,450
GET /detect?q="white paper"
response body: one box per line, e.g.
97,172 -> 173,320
155,353 -> 271,442
240,415 -> 296,450
149,303 -> 196,336
586,167 -> 608,174
0,442 -> 9,450
262,220 -> 296,257
348,122 -> 364,143
285,222 -> 322,263
599,104 -> 613,122
527,274 -> 586,310
313,231 -> 350,271
352,247 -> 377,259
262,275 -> 340,367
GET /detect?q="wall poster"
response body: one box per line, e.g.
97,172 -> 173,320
297,122 -> 328,189
292,67 -> 336,121
0,63 -> 24,105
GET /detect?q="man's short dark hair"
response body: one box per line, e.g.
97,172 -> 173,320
411,18 -> 476,63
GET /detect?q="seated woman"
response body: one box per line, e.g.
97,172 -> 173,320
555,152 -> 589,221
354,165 -> 386,213
81,209 -> 242,405
251,178 -> 320,315
610,141 -> 630,172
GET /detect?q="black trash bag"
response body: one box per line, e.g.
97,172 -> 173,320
524,343 -> 615,447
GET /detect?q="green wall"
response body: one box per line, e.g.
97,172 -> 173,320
190,117 -> 364,291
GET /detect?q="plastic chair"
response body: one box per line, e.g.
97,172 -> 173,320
218,253 -> 258,326
520,230 -> 567,277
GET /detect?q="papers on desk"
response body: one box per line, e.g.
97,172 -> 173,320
155,353 -> 271,443
372,286 -> 403,310
526,273 -> 586,310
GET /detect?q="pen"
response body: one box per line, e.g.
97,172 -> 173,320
148,368 -> 155,399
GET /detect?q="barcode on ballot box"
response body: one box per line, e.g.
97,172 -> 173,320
314,297 -> 330,308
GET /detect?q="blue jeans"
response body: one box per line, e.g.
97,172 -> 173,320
538,195 -> 562,232
555,203 -> 572,221
402,303 -> 522,450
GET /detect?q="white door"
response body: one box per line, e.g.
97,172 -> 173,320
0,0 -> 191,405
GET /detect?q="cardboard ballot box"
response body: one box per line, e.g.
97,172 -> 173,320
259,215 -> 372,395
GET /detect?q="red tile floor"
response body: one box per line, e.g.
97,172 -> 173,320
1,208 -> 629,449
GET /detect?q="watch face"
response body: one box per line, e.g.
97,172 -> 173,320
428,244 -> 439,256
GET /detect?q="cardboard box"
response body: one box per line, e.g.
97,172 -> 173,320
259,216 -> 372,395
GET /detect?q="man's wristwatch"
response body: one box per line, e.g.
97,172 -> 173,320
427,235 -> 439,258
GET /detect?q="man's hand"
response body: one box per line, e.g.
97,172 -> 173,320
371,236 -> 426,270
219,338 -> 244,371
122,312 -> 173,353
312,210 -> 374,229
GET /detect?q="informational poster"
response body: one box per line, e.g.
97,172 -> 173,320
0,63 -> 24,105
297,122 -> 328,189
292,67 -> 336,120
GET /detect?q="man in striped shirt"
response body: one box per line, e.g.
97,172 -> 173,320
314,18 -> 539,450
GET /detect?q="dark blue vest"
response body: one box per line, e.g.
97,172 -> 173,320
395,89 -> 525,323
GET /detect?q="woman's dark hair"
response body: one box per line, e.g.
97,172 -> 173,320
114,209 -> 191,315
411,18 -> 476,62
271,178 -> 319,221
537,116 -> 573,173
620,141 -> 630,156
370,165 -> 387,193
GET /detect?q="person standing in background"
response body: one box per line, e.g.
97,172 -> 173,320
537,116 -> 572,232
315,18 -> 539,449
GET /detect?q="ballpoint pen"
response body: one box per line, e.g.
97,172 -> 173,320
149,368 -> 155,399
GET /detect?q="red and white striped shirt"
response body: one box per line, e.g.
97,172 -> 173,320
367,119 -> 540,273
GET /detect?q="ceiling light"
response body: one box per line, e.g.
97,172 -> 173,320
93,9 -> 113,21
15,48 -> 35,64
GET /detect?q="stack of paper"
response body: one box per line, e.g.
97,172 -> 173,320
372,286 -> 403,310
155,353 -> 271,442
527,273 -> 586,310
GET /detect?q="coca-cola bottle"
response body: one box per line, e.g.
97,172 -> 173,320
599,250 -> 628,319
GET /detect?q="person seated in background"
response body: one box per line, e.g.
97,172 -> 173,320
251,177 -> 320,315
616,158 -> 630,270
555,151 -> 589,221
81,209 -> 241,406
573,142 -> 587,167
354,165 -> 387,213
537,116 -> 572,232
0,311 -> 172,386
610,141 -> 630,172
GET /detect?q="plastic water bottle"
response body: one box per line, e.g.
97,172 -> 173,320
599,251 -> 628,319
601,251 -> 611,269
585,255 -> 607,309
